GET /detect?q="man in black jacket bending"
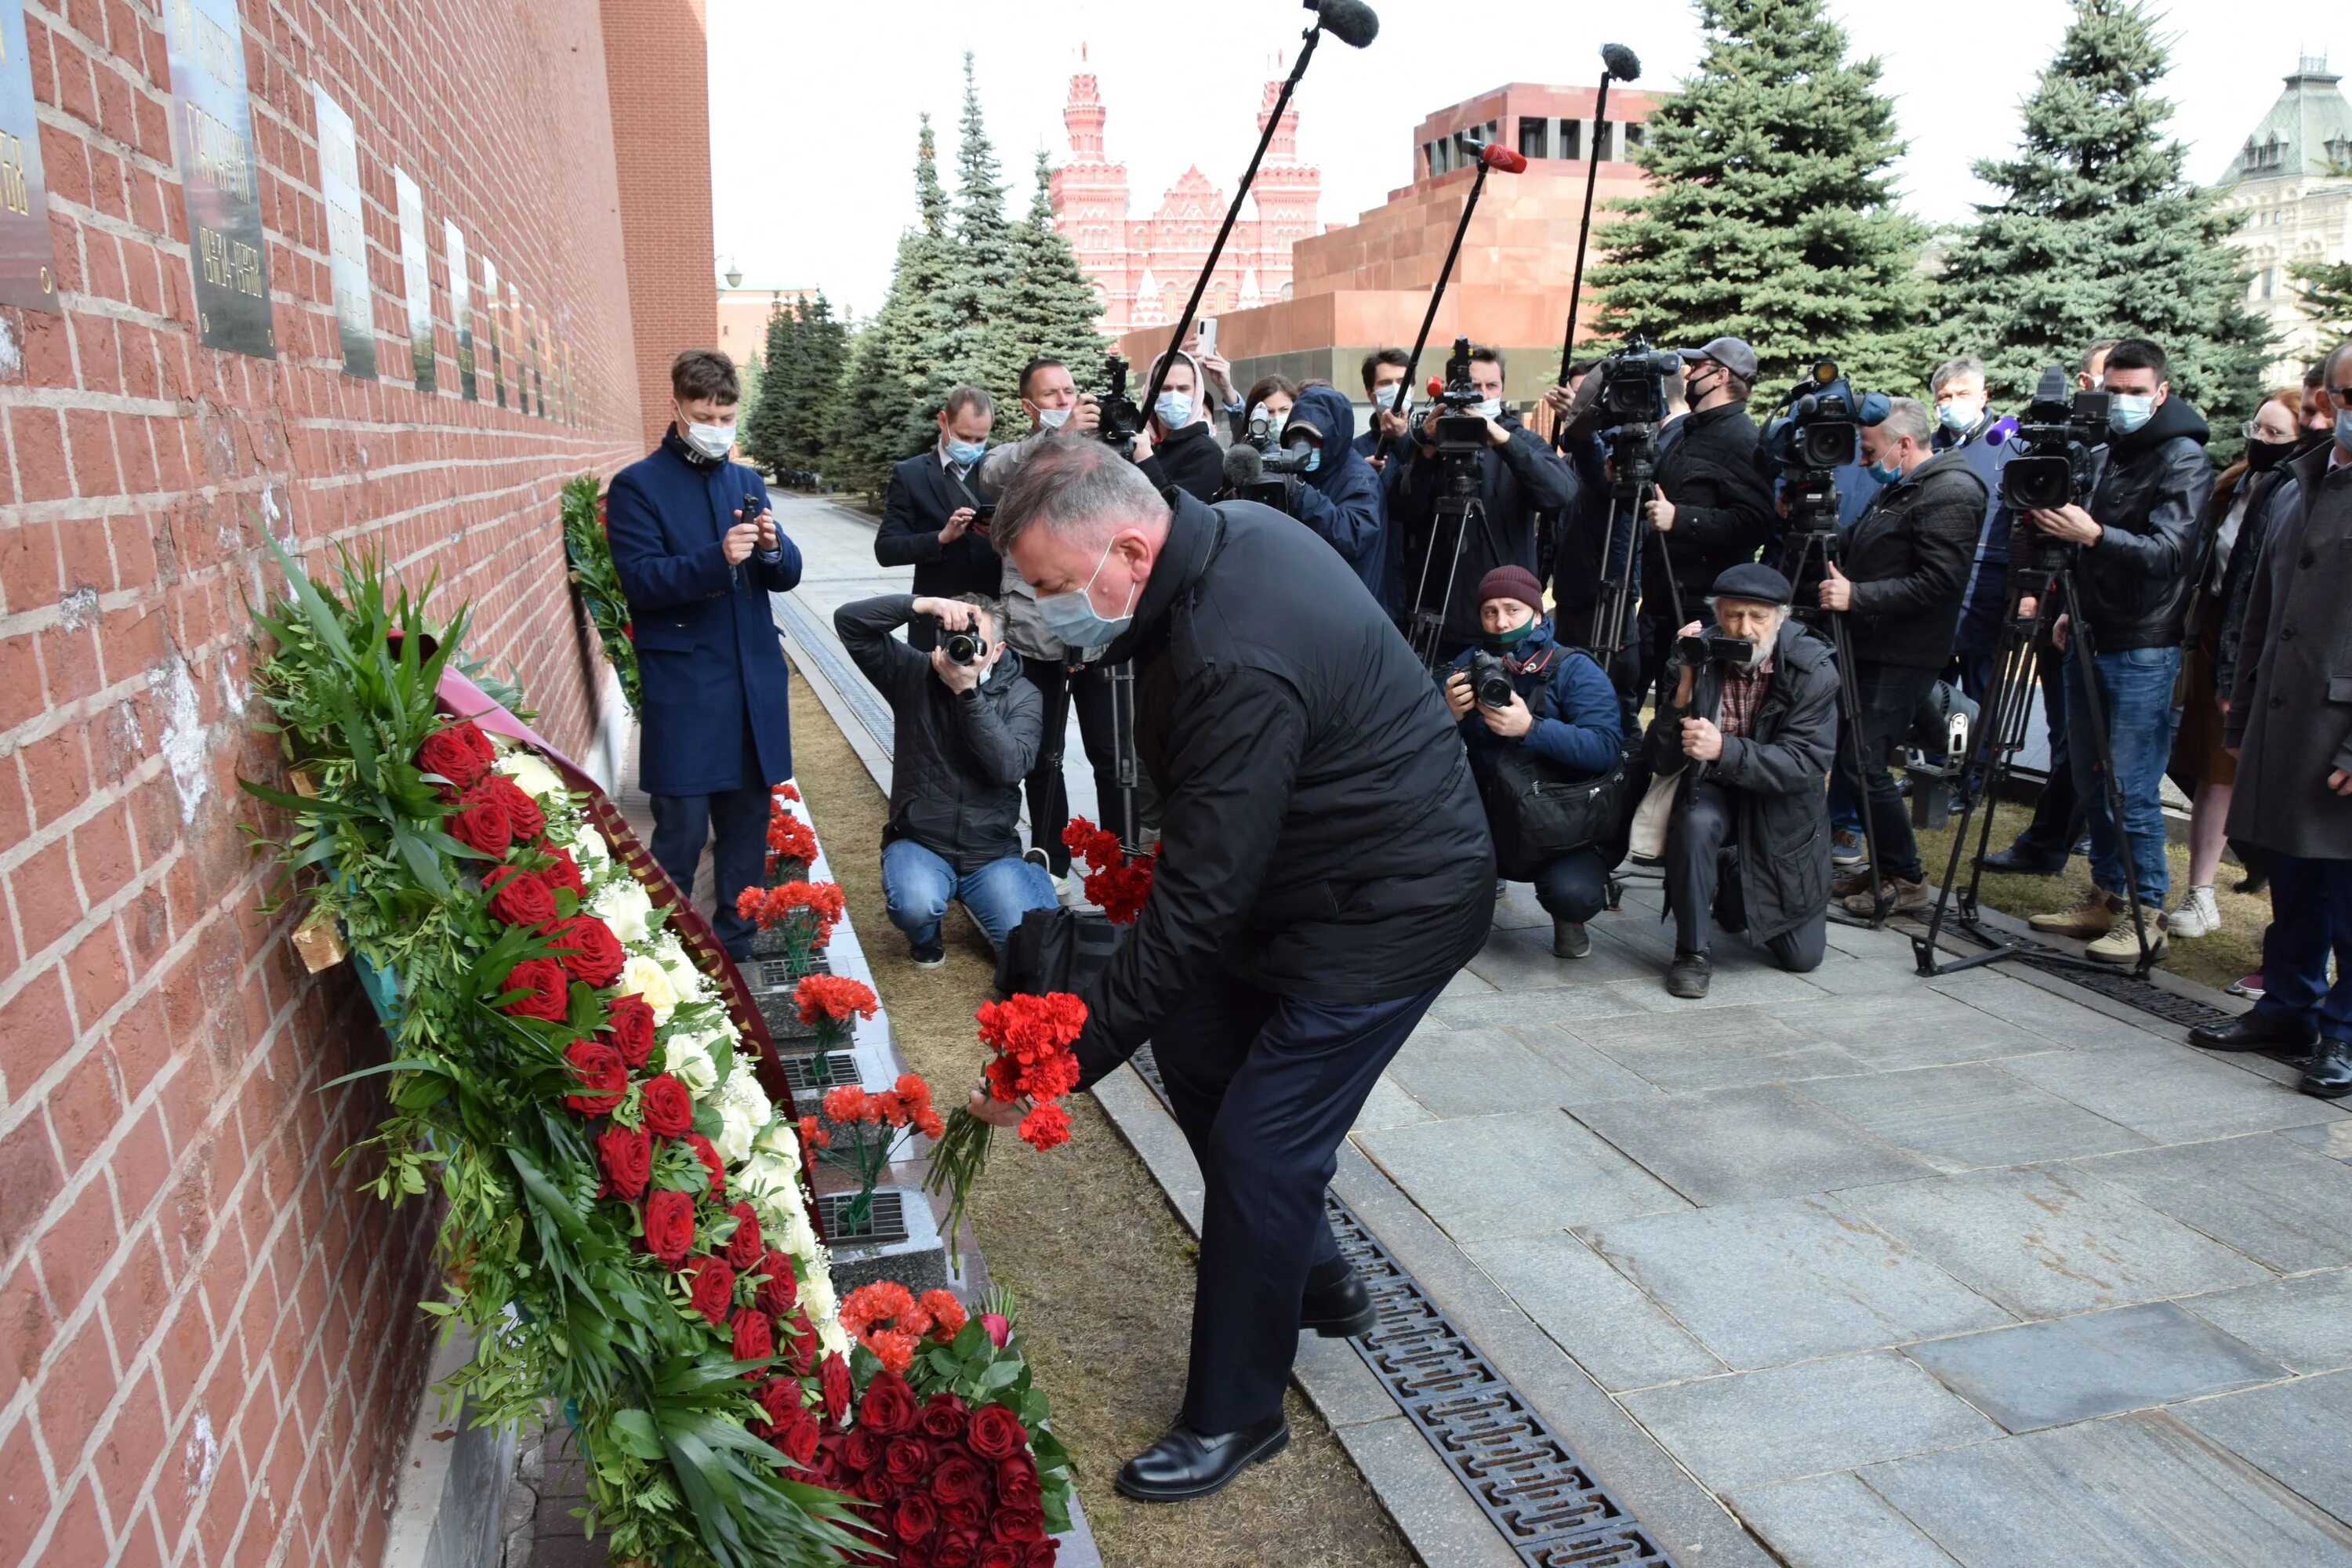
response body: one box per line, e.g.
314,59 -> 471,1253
978,435 -> 1494,1503
875,386 -> 1000,651
834,592 -> 1057,966
1815,397 -> 1987,916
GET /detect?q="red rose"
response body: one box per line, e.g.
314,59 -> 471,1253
755,1247 -> 798,1316
753,1376 -> 797,1433
562,1040 -> 627,1114
481,865 -> 557,929
644,1189 -> 695,1266
965,1403 -> 1024,1462
499,958 -> 570,1022
931,1454 -> 985,1508
1022,1541 -> 1058,1568
843,1426 -> 883,1475
481,773 -> 547,841
939,1529 -> 983,1568
538,844 -> 586,898
688,1256 -> 736,1324
994,1456 -> 1041,1510
894,1493 -> 938,1549
920,1392 -> 969,1439
858,1370 -> 918,1436
685,1132 -> 725,1196
416,725 -> 491,792
547,914 -> 626,989
885,1436 -> 931,1486
640,1074 -> 694,1137
855,1467 -> 893,1504
979,1312 -> 1011,1348
722,1201 -> 764,1269
818,1352 -> 852,1424
731,1307 -> 774,1370
978,1545 -> 1022,1568
448,792 -> 513,858
775,1403 -> 821,1467
601,993 -> 656,1068
594,1122 -> 652,1199
993,1508 -> 1046,1545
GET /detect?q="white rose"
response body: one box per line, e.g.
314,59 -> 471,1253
572,827 -> 611,866
664,1030 -> 720,1097
662,946 -> 706,1002
753,1117 -> 803,1171
495,750 -> 568,804
713,1073 -> 769,1165
590,879 -> 655,944
802,1265 -> 837,1326
619,954 -> 677,1023
818,1319 -> 851,1359
776,1200 -> 818,1260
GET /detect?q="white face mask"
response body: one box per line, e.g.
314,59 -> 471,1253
1037,406 -> 1073,430
1473,397 -> 1503,421
679,409 -> 735,459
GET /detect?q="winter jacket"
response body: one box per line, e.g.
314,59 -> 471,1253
1138,419 -> 1224,505
1069,492 -> 1495,1090
2212,466 -> 2299,700
1644,401 -> 1777,621
1446,619 -> 1623,782
1388,411 -> 1581,643
877,448 -> 1001,605
1281,384 -> 1392,611
1643,619 -> 1837,943
1941,413 -> 2019,662
2223,442 -> 2352,859
1548,433 -> 1616,630
833,593 -> 1044,875
1838,448 -> 1989,670
607,431 -> 801,796
2074,397 -> 2215,652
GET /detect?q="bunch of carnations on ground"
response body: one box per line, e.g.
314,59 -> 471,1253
921,993 -> 1088,1261
800,1075 -> 947,1232
737,878 -> 848,973
798,973 -> 880,1051
770,782 -> 820,880
803,1283 -> 1072,1564
1060,818 -> 1155,924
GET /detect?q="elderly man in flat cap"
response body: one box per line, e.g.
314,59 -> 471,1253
1641,563 -> 1839,998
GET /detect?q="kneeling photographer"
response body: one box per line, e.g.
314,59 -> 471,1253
1642,565 -> 1837,998
833,592 -> 1058,967
1815,397 -> 1987,916
1444,568 -> 1624,960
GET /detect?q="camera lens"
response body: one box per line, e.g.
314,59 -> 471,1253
943,630 -> 983,666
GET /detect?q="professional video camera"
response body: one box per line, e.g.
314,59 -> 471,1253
1595,335 -> 1681,425
1762,360 -> 1889,534
2001,363 -> 2109,515
1217,441 -> 1306,510
1468,651 -> 1515,710
1097,353 -> 1144,459
1431,336 -> 1492,466
1676,629 -> 1753,669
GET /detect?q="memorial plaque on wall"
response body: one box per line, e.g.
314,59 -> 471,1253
481,254 -> 505,408
445,218 -> 474,400
0,0 -> 60,313
165,0 -> 274,356
394,167 -> 433,391
516,286 -> 543,416
311,86 -> 374,377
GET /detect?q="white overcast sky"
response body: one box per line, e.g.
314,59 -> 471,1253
710,1 -> 2349,319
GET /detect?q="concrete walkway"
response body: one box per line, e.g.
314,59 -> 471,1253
768,489 -> 2352,1568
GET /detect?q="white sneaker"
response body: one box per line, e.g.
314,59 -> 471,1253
1054,873 -> 1087,910
2168,885 -> 2221,939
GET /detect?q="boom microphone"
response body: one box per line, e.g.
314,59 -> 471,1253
1479,143 -> 1527,173
1308,0 -> 1380,48
1601,42 -> 1642,82
1222,442 -> 1265,489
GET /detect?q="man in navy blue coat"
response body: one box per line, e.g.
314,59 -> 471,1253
606,349 -> 801,959
877,386 -> 1000,651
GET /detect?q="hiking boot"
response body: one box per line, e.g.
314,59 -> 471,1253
2028,890 -> 2122,937
1665,951 -> 1712,999
1831,829 -> 1865,869
1832,869 -> 1877,899
1842,877 -> 1929,917
2085,906 -> 2165,965
2168,885 -> 2222,939
1553,917 -> 1592,959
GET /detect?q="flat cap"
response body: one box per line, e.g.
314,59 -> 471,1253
1710,562 -> 1792,605
1679,336 -> 1759,383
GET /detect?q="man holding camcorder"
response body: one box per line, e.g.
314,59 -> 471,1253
1644,564 -> 1837,998
1444,567 -> 1622,960
877,386 -> 1002,652
833,591 -> 1058,967
2020,338 -> 2214,964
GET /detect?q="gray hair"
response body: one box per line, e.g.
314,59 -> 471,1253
1878,397 -> 1933,446
952,590 -> 1006,631
942,384 -> 994,423
989,434 -> 1170,554
2080,336 -> 2122,377
1929,356 -> 1985,395
2324,339 -> 2352,387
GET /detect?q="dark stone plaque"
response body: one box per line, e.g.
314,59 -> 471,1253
394,168 -> 433,391
445,218 -> 475,400
312,85 -> 373,377
166,0 -> 274,357
0,0 -> 60,314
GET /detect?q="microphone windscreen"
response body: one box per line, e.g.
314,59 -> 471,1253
1222,443 -> 1264,488
1602,42 -> 1642,81
1426,376 -> 1445,397
1481,143 -> 1528,173
1312,0 -> 1379,48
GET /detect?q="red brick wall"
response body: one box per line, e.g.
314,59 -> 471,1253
600,0 -> 715,451
0,2 -> 661,1565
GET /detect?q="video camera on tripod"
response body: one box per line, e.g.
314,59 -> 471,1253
1762,359 -> 1889,534
1402,338 -> 1494,666
2000,366 -> 2110,582
1579,335 -> 1681,668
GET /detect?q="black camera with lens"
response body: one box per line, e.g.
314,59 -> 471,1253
1676,630 -> 1751,667
939,625 -> 989,666
1097,353 -> 1143,459
1469,651 -> 1515,710
1762,360 -> 1889,535
2001,365 -> 2107,515
1432,337 -> 1494,459
1596,334 -> 1682,425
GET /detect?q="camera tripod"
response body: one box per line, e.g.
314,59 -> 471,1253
1406,489 -> 1487,674
1583,434 -> 1679,694
1914,564 -> 2160,978
1782,524 -> 1889,929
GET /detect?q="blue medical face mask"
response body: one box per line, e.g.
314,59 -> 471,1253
2336,406 -> 2352,451
946,437 -> 987,467
2107,393 -> 2154,434
1292,442 -> 1322,473
1866,459 -> 1902,485
1035,539 -> 1138,649
1155,392 -> 1193,430
1936,398 -> 1981,433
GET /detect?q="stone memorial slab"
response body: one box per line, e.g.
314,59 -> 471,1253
0,0 -> 60,313
2180,1269 -> 2352,1374
313,85 -> 376,378
1838,1166 -> 2272,1318
1584,1196 -> 2011,1369
1461,1232 -> 1726,1392
1798,1062 -> 2150,1172
1902,1301 -> 2285,1432
1619,1352 -> 1998,1492
2068,1134 -> 2352,1272
2173,1370 -> 2352,1524
1726,1473 -> 1964,1568
1573,1084 -> 1935,1206
166,0 -> 274,355
1354,1109 -> 1686,1243
394,167 -> 434,391
445,219 -> 477,401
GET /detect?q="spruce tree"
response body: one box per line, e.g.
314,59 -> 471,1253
741,304 -> 797,477
1003,149 -> 1109,381
829,115 -> 959,497
780,292 -> 848,476
1934,0 -> 2268,425
1588,0 -> 1929,394
2292,260 -> 2352,343
934,53 -> 1025,408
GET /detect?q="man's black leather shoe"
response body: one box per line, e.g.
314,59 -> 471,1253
1982,844 -> 2067,875
1114,1414 -> 1289,1502
1666,951 -> 1711,1000
2300,1039 -> 2352,1100
2187,1014 -> 2317,1057
1299,1266 -> 1377,1338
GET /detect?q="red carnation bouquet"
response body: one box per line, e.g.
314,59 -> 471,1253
922,993 -> 1088,1262
796,973 -> 877,1051
800,1074 -> 945,1232
768,793 -> 819,881
1062,817 -> 1156,924
733,879 -> 846,977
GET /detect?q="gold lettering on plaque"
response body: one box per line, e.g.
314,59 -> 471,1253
181,101 -> 253,200
0,131 -> 28,217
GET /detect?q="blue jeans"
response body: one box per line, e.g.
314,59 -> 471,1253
2253,854 -> 2352,1044
2063,644 -> 2180,908
880,838 -> 1058,950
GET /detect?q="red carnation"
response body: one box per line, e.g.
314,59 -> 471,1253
920,1290 -> 967,1341
688,1256 -> 736,1325
640,1074 -> 694,1137
499,958 -> 571,1022
546,914 -> 626,988
685,1132 -> 726,1196
966,1403 -> 1024,1462
561,1040 -> 627,1115
731,1307 -> 774,1370
481,773 -> 547,842
931,1453 -> 987,1508
601,993 -> 656,1068
593,1122 -> 652,1199
416,724 -> 492,793
447,791 -> 513,858
644,1189 -> 695,1266
481,865 -> 557,929
818,1351 -> 852,1425
1017,1102 -> 1072,1152
920,1392 -> 970,1440
894,1492 -> 938,1549
724,1202 -> 764,1269
538,844 -> 586,898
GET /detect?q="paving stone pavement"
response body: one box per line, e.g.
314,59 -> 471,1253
768,492 -> 2352,1568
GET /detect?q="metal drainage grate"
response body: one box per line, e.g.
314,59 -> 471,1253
816,1189 -> 907,1245
1128,1047 -> 1675,1568
1945,922 -> 2238,1031
781,1052 -> 856,1094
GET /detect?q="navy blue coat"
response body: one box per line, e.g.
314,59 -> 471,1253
877,448 -> 1000,602
606,432 -> 801,797
1447,619 -> 1623,779
1283,384 -> 1392,612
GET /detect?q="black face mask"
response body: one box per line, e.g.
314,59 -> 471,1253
2294,428 -> 2335,456
2245,438 -> 2295,473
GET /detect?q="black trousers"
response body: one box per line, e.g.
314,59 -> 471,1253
649,785 -> 769,958
1664,778 -> 1827,971
1833,661 -> 1938,884
1155,970 -> 1447,1433
1526,846 -> 1610,922
1021,659 -> 1120,874
2005,645 -> 2085,862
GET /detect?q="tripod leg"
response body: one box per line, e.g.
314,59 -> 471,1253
1824,606 -> 1888,928
2057,575 -> 2156,974
1918,587 -> 2042,972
